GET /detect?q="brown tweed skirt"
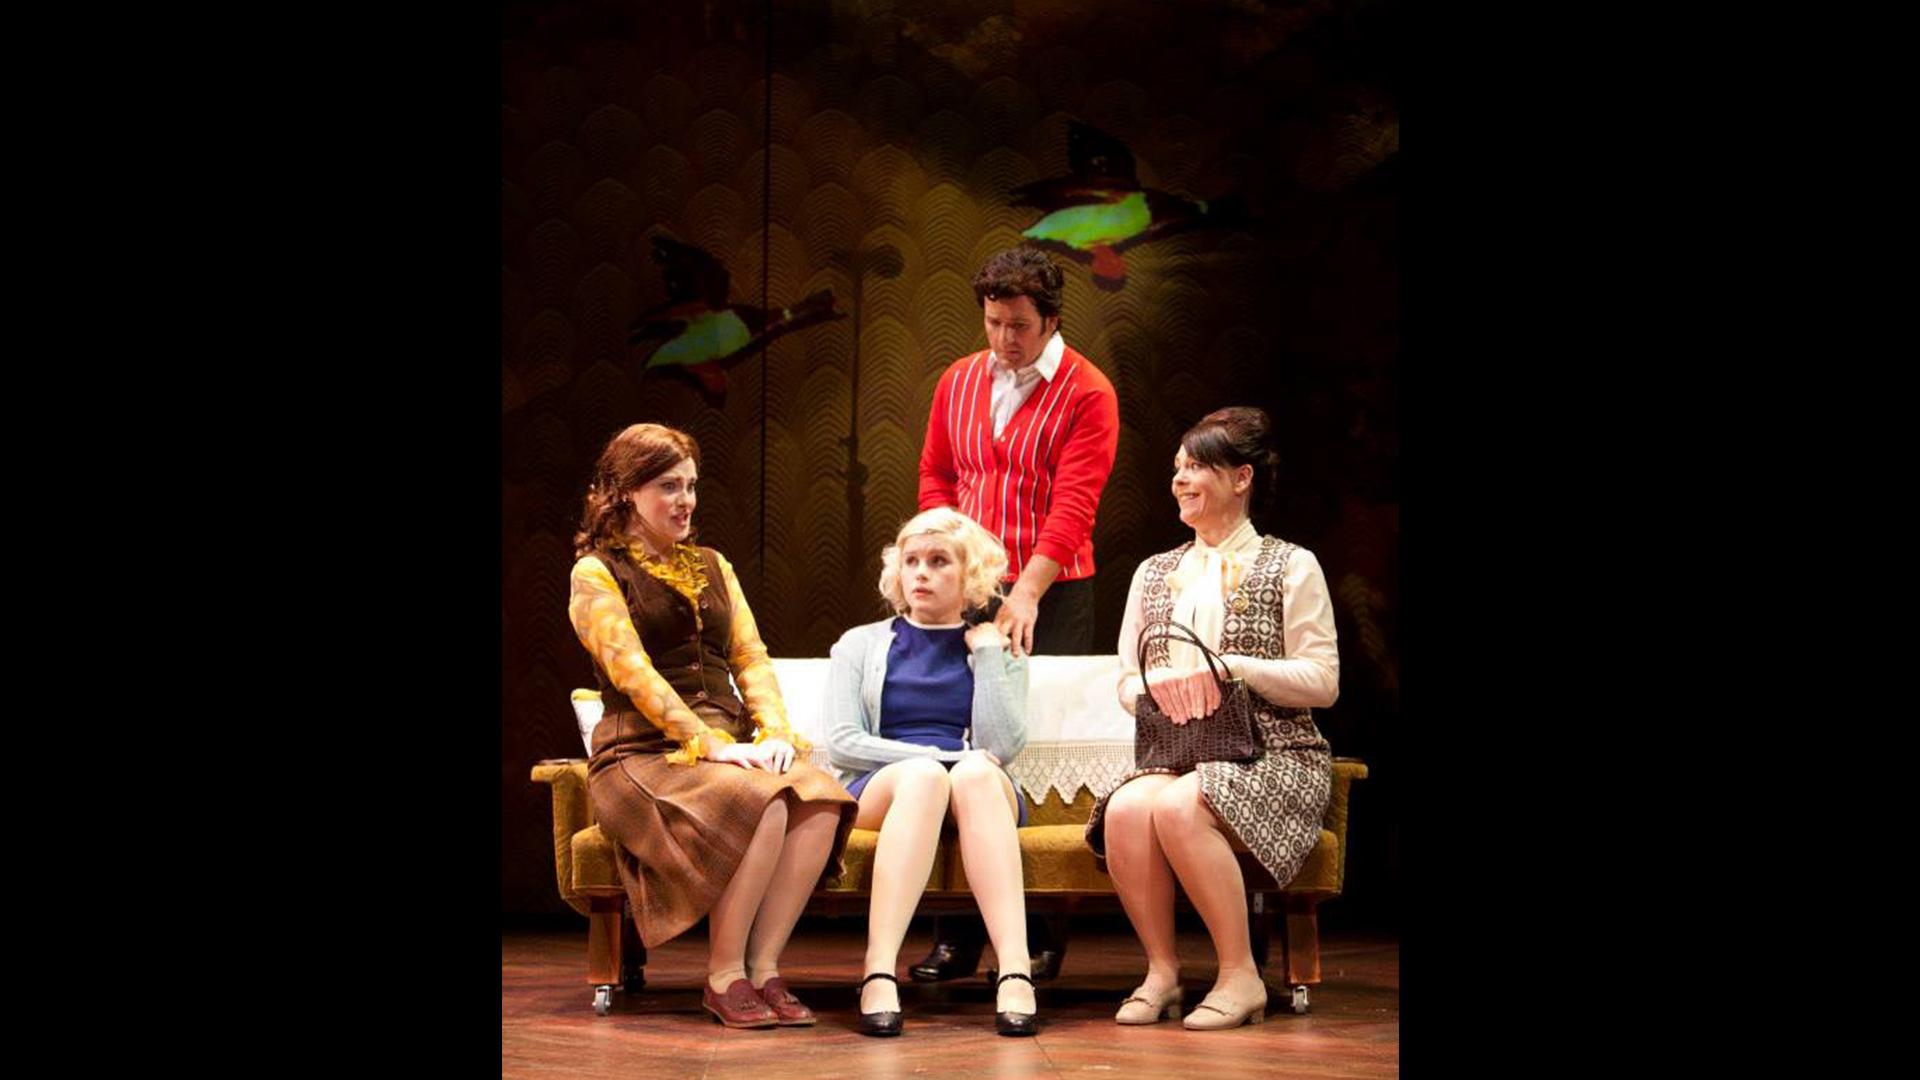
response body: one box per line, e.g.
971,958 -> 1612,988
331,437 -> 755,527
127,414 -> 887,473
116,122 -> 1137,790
587,706 -> 857,948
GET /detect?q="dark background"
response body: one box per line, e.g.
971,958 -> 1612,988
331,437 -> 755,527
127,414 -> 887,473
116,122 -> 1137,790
501,0 -> 1400,930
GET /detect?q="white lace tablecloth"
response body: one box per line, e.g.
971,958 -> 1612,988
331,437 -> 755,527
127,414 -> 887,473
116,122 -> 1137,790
575,655 -> 1139,804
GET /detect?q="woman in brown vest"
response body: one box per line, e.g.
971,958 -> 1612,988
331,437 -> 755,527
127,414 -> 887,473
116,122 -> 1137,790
568,423 -> 857,1029
1084,407 -> 1340,1030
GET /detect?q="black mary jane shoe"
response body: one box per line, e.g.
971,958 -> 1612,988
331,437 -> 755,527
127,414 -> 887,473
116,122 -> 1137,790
858,972 -> 904,1037
909,939 -> 984,982
994,972 -> 1039,1037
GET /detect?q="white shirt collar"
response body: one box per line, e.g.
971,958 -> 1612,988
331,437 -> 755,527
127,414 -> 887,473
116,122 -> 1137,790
991,331 -> 1065,384
1192,517 -> 1260,556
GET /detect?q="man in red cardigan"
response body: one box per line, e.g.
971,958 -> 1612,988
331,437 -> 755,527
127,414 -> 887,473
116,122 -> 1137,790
911,246 -> 1120,984
918,246 -> 1121,658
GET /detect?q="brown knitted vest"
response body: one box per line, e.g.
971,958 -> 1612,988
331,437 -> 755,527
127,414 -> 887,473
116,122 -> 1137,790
590,545 -> 750,753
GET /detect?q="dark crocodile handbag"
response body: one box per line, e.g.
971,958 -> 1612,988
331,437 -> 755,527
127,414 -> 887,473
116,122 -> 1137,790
1132,620 -> 1261,771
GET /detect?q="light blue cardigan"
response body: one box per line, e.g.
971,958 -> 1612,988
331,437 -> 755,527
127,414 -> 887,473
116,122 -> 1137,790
821,617 -> 1030,787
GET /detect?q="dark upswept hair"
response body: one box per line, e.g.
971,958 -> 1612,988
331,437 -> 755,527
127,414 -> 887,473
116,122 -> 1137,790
971,246 -> 1065,321
573,423 -> 702,557
1181,406 -> 1281,520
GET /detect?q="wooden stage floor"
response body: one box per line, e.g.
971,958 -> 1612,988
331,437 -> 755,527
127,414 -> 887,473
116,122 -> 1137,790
504,920 -> 1399,1077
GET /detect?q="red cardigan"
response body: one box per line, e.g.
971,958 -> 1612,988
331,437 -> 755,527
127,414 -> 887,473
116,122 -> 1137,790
918,344 -> 1120,582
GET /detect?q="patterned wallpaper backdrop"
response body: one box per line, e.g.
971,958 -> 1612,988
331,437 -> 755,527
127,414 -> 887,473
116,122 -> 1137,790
503,0 -> 1399,920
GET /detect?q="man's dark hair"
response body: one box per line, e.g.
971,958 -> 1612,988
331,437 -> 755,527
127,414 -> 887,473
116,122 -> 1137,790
971,246 -> 1065,321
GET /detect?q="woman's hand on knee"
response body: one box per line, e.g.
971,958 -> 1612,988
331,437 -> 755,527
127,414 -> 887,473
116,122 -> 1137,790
756,738 -> 795,773
957,748 -> 1002,768
709,740 -> 791,773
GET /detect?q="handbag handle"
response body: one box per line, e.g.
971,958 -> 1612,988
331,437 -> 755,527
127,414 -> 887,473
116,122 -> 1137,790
1134,619 -> 1235,708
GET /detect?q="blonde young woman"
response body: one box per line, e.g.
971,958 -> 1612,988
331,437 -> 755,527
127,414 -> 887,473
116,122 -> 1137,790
567,423 -> 857,1030
823,508 -> 1038,1037
1085,406 -> 1340,1030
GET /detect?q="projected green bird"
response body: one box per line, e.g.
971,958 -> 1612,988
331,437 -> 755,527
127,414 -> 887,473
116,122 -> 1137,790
1014,122 -> 1246,290
628,235 -> 845,405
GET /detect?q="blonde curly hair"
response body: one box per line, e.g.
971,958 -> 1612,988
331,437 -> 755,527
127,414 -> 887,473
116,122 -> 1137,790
877,508 -> 1008,616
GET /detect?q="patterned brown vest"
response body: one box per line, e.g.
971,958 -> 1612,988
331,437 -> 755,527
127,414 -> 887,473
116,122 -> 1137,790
590,545 -> 751,755
1137,536 -> 1330,754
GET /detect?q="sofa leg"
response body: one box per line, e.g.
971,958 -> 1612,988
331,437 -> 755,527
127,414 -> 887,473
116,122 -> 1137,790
588,897 -> 624,988
1283,894 -> 1320,986
1248,892 -> 1274,970
621,904 -> 647,991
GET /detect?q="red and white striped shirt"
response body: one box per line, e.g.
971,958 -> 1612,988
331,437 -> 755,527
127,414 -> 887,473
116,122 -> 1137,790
918,340 -> 1120,582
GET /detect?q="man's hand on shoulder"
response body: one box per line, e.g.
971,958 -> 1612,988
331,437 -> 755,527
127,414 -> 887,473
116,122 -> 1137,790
993,589 -> 1039,657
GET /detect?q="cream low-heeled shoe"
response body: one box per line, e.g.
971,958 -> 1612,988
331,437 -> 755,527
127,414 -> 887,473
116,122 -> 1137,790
1115,984 -> 1183,1024
1182,989 -> 1266,1030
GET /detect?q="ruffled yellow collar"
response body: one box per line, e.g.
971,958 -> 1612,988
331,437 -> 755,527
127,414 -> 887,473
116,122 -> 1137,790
616,538 -> 708,605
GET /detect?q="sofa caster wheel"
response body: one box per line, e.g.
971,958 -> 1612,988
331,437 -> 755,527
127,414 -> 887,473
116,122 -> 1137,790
593,985 -> 613,1015
1289,985 -> 1309,1014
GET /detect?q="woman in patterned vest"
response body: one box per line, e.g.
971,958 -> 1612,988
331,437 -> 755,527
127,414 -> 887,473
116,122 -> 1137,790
567,423 -> 858,1029
1084,406 -> 1340,1030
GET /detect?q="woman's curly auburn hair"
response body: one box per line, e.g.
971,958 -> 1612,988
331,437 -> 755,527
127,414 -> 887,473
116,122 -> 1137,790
573,423 -> 701,558
876,507 -> 1008,617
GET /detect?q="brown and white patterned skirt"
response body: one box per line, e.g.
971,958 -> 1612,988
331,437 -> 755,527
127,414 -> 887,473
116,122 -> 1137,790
1085,536 -> 1334,889
1085,707 -> 1332,889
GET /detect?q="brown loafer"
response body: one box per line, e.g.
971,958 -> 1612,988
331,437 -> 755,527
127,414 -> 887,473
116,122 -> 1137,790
703,978 -> 778,1028
754,977 -> 816,1026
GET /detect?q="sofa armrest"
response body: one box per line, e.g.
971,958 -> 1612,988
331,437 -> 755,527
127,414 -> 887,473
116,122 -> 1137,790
1327,757 -> 1369,892
531,759 -> 594,916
